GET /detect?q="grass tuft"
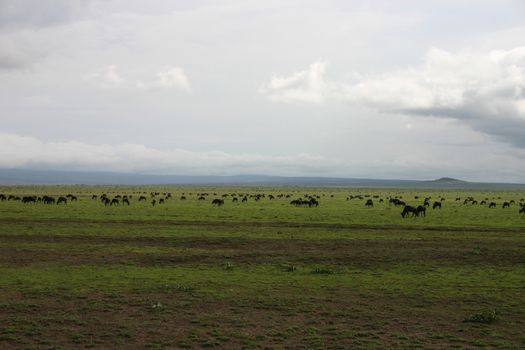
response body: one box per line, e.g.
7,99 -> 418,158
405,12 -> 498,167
463,309 -> 497,324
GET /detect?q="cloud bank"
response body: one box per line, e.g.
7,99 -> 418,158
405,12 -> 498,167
0,132 -> 336,176
261,47 -> 525,148
1,132 -> 524,182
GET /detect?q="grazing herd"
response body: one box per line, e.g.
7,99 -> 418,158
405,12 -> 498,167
0,191 -> 524,217
0,194 -> 76,205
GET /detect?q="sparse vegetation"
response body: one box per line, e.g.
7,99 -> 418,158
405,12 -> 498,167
0,185 -> 524,349
464,310 -> 498,324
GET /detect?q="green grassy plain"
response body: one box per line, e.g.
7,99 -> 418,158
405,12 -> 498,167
0,186 -> 524,349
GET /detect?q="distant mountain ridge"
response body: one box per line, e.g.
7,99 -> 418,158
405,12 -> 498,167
432,177 -> 466,183
0,168 -> 523,189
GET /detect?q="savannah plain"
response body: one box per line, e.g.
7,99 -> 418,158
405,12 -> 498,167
0,186 -> 524,349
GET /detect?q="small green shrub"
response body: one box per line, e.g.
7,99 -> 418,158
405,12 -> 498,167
463,309 -> 497,324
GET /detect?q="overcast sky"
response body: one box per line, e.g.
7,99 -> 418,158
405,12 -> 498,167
1,0 -> 525,182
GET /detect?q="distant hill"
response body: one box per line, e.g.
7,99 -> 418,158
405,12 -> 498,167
431,177 -> 466,183
0,168 -> 524,189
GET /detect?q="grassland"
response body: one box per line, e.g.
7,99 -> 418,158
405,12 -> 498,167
0,186 -> 524,349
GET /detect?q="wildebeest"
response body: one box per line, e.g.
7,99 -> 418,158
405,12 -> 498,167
180,196 -> 186,200
22,196 -> 37,204
502,202 -> 510,208
159,198 -> 165,204
212,199 -> 225,206
432,201 -> 442,209
57,197 -> 67,205
92,195 -> 98,200
198,196 -> 206,201
232,197 -> 238,202
122,198 -> 130,206
489,202 -> 496,208
151,199 -> 156,206
308,198 -> 319,207
139,196 -> 147,201
390,198 -> 405,206
111,198 -> 119,206
42,196 -> 55,204
365,199 -> 373,208
290,198 -> 319,207
520,206 -> 525,215
242,197 -> 248,203
401,205 -> 418,218
416,205 -> 426,217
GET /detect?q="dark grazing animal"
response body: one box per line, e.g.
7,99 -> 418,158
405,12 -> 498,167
519,206 -> 525,215
489,202 -> 496,208
22,196 -> 37,204
401,205 -> 418,218
365,199 -> 373,208
432,201 -> 441,209
42,196 -> 55,204
390,198 -> 405,206
416,205 -> 426,217
212,199 -> 225,206
502,202 -> 510,208
56,197 -> 67,205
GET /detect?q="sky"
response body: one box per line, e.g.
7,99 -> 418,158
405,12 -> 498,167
1,0 -> 525,182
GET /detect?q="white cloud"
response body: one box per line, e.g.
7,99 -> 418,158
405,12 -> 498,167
260,62 -> 328,104
84,64 -> 125,88
262,47 -> 525,147
85,65 -> 191,91
137,66 -> 192,92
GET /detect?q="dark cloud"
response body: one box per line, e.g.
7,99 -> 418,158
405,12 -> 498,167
0,0 -> 91,30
